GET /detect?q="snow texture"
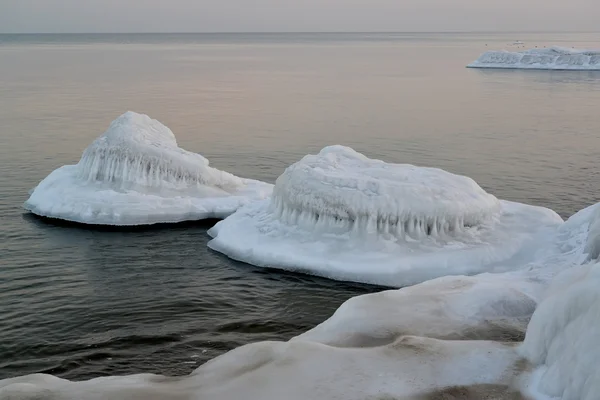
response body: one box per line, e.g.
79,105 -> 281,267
520,261 -> 600,400
296,272 -> 540,347
272,145 -> 501,239
24,112 -> 272,225
468,46 -> 600,70
208,145 -> 563,287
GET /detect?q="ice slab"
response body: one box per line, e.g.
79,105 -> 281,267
208,146 -> 563,287
468,46 -> 600,70
24,112 -> 272,225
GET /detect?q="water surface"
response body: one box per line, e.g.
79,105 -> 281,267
1,32 -> 599,380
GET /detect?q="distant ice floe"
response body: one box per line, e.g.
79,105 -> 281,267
468,46 -> 600,70
208,145 -> 562,287
24,112 -> 272,225
3,203 -> 600,399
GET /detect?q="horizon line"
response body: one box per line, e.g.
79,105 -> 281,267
1,30 -> 599,35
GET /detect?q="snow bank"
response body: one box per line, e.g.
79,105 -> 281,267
468,46 -> 600,70
208,145 -> 562,287
24,112 -> 272,225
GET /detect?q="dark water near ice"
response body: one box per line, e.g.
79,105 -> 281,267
1,32 -> 600,380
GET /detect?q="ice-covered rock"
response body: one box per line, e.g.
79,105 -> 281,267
520,262 -> 600,400
24,112 -> 272,226
468,46 -> 600,70
272,145 -> 501,239
208,145 -> 563,287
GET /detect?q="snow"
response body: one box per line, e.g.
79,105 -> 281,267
272,145 -> 501,238
296,272 -> 541,347
208,145 -> 563,287
23,112 -> 272,225
468,46 -> 600,70
519,262 -> 600,400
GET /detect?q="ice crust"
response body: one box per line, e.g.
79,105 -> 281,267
208,145 -> 563,287
23,112 -> 272,225
520,263 -> 600,400
468,46 -> 600,70
272,145 -> 501,239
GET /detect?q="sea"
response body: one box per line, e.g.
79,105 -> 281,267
1,32 -> 599,380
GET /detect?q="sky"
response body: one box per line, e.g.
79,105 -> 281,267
0,0 -> 598,33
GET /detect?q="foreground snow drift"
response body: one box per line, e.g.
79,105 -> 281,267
3,202 -> 600,399
468,46 -> 600,70
208,145 -> 562,287
24,112 -> 272,225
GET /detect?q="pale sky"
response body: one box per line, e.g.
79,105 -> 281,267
0,0 -> 598,33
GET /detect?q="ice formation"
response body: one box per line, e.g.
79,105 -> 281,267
468,46 -> 600,70
271,145 -> 501,238
299,198 -> 600,347
208,145 -> 563,287
24,112 -> 272,225
520,262 -> 600,400
296,272 -> 540,347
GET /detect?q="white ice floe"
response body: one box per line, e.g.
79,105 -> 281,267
468,46 -> 600,70
23,112 -> 272,225
208,145 -> 562,287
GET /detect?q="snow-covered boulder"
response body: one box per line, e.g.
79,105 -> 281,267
208,145 -> 562,287
24,112 -> 272,226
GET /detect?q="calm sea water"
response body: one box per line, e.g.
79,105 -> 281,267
1,32 -> 599,380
